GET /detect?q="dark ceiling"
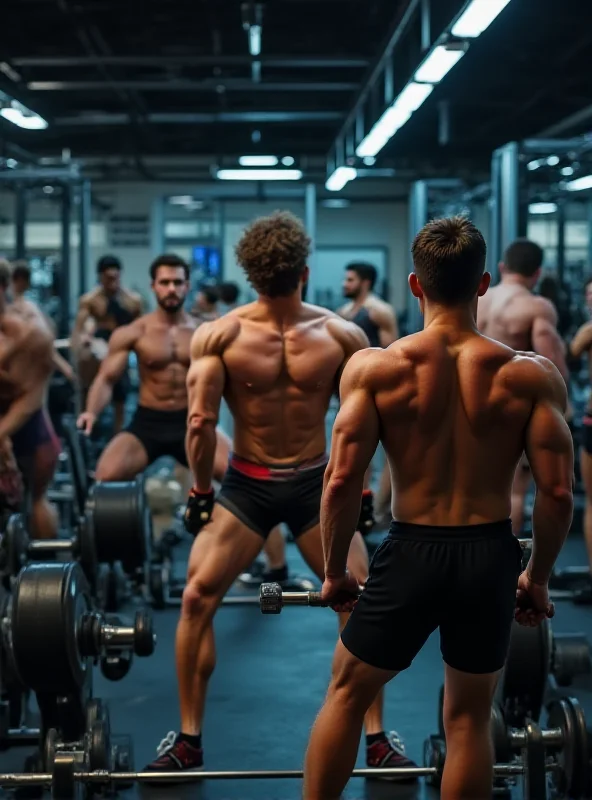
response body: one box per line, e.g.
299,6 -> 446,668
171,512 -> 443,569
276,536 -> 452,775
0,0 -> 591,183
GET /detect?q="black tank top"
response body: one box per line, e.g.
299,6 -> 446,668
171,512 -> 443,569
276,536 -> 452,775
350,306 -> 381,348
95,296 -> 135,341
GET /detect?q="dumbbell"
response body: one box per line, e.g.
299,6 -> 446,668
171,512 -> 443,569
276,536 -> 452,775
259,582 -> 362,614
10,562 -> 156,696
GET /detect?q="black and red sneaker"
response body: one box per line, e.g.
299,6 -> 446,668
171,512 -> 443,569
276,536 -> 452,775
366,731 -> 418,782
145,731 -> 203,777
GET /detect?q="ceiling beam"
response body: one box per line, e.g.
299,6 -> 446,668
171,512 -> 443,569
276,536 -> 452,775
54,111 -> 344,126
14,55 -> 369,69
28,79 -> 357,92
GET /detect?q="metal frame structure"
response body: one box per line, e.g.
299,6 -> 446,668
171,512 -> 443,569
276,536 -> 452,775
0,165 -> 91,336
326,0 -> 471,180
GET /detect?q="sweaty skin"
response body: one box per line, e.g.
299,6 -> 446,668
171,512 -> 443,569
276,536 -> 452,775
73,285 -> 143,343
477,284 -> 568,380
187,301 -> 367,469
83,310 -> 197,419
10,295 -> 74,382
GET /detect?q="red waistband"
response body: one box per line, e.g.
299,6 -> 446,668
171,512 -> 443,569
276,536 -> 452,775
229,453 -> 328,480
584,414 -> 592,426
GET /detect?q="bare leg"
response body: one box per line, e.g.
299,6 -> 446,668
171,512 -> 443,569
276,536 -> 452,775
95,433 -> 149,481
296,525 -> 385,735
29,440 -> 60,540
263,525 -> 286,570
303,640 -> 395,800
580,448 -> 592,570
112,401 -> 125,435
176,505 -> 263,733
441,664 -> 500,800
511,457 -> 532,536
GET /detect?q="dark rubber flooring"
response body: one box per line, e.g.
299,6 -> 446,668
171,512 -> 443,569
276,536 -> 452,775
2,531 -> 592,799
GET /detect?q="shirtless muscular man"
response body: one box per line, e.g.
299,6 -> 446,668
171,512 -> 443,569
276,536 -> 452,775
0,262 -> 60,538
73,256 -> 143,433
77,255 -> 229,482
478,239 -> 569,534
304,217 -> 573,800
146,212 -> 415,779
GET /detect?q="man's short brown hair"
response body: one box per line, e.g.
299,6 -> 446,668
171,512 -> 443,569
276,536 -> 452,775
412,216 -> 487,306
235,211 -> 310,298
503,239 -> 543,277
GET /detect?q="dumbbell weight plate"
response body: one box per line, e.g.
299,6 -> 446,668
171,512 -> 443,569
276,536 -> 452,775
149,564 -> 166,610
76,515 -> 98,595
88,719 -> 112,771
85,698 -> 107,730
495,618 -> 551,726
87,480 -> 151,571
547,696 -> 589,800
11,562 -> 92,695
423,734 -> 445,788
43,728 -> 59,771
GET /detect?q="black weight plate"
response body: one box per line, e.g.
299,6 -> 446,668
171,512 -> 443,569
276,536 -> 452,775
76,516 -> 98,594
88,719 -> 112,771
85,699 -> 106,731
491,703 -> 511,763
43,728 -> 59,771
5,515 -> 28,578
547,696 -> 589,799
495,619 -> 550,726
134,610 -> 155,656
12,563 -> 92,694
89,480 -> 149,570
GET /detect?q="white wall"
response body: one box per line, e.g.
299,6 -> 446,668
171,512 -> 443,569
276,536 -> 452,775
0,181 -> 410,317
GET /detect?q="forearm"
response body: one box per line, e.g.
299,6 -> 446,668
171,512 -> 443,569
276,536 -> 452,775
321,473 -> 364,577
185,419 -> 217,492
52,350 -> 73,379
85,376 -> 113,418
528,489 -> 573,583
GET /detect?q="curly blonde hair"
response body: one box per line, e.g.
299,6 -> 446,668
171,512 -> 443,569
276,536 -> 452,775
235,211 -> 310,298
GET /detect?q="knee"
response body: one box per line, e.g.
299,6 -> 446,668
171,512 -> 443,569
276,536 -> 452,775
443,706 -> 491,737
181,576 -> 219,620
95,461 -> 120,482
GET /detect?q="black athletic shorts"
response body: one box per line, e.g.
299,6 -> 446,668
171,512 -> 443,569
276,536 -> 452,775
112,372 -> 130,404
583,414 -> 592,455
341,519 -> 522,674
216,453 -> 327,539
125,405 -> 188,467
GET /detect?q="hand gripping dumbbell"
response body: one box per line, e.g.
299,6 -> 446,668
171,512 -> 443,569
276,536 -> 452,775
259,582 -> 362,615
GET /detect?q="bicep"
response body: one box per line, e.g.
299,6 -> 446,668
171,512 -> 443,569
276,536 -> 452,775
570,325 -> 592,358
532,317 -> 565,360
329,388 -> 380,480
525,400 -> 574,495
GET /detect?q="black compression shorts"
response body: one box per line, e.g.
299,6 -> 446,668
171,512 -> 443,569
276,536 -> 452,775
216,453 -> 327,539
125,405 -> 188,467
341,519 -> 522,674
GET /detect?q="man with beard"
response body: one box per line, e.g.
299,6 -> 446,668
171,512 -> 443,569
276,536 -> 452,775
77,255 -> 230,482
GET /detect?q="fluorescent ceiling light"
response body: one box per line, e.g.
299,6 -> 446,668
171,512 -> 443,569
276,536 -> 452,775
529,202 -> 557,215
561,166 -> 574,177
451,0 -> 513,38
414,46 -> 466,84
5,158 -> 17,169
527,159 -> 542,171
363,156 -> 376,166
325,166 -> 357,192
169,195 -> 195,205
239,155 -> 278,167
249,25 -> 262,57
0,101 -> 48,130
566,175 -> 592,192
356,82 -> 433,158
216,169 -> 302,181
322,199 -> 350,208
546,155 -> 560,166
281,156 -> 295,166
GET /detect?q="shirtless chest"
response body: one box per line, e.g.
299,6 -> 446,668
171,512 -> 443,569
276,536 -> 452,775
135,323 -> 193,372
224,325 -> 344,393
88,293 -> 139,329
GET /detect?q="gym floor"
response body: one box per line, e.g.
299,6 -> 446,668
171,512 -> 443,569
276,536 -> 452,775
2,533 -> 591,799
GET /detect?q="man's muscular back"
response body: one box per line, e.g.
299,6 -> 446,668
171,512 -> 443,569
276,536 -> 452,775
194,302 -> 367,464
478,284 -> 557,349
0,313 -> 53,402
358,327 -> 567,526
